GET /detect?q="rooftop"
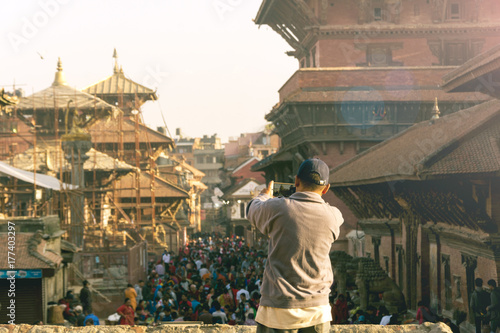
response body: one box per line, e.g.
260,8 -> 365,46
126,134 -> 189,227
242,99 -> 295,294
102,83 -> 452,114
330,99 -> 500,186
0,232 -> 63,270
82,49 -> 157,101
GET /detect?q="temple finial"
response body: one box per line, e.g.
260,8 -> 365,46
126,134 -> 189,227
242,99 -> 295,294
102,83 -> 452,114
52,57 -> 67,86
431,97 -> 440,121
113,48 -> 119,74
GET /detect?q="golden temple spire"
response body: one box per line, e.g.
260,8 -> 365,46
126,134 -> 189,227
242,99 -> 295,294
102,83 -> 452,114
52,57 -> 67,86
113,48 -> 119,74
431,97 -> 440,120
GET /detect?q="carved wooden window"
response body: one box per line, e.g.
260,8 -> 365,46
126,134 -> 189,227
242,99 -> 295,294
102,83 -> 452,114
300,59 -> 305,68
428,39 -> 484,65
374,7 -> 382,21
444,42 -> 467,65
447,2 -> 462,20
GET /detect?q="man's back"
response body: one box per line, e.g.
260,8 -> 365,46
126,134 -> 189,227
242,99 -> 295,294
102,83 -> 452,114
248,191 -> 343,308
247,158 -> 344,331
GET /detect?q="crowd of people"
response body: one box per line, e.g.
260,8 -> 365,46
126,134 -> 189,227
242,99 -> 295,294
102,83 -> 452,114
124,233 -> 266,325
43,232 -> 469,330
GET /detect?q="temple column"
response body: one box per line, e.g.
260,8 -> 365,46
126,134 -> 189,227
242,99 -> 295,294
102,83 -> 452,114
62,133 -> 91,248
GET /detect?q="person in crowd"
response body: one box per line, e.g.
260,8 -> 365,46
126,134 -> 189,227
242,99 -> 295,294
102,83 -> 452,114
416,300 -> 436,324
212,301 -> 228,324
134,280 -> 144,304
236,285 -> 250,304
378,306 -> 391,325
471,278 -> 491,333
163,249 -> 171,269
74,305 -> 86,327
235,293 -> 250,323
156,260 -> 166,277
84,309 -> 100,326
79,280 -> 92,315
124,283 -> 138,310
488,279 -> 500,333
189,295 -> 200,314
198,304 -> 213,324
245,312 -> 257,326
136,299 -> 150,322
364,305 -> 378,324
65,290 -> 76,306
58,297 -> 75,324
117,298 -> 135,326
352,310 -> 365,324
334,294 -> 349,324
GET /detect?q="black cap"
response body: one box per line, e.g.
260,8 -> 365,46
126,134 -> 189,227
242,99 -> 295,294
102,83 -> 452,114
297,158 -> 329,185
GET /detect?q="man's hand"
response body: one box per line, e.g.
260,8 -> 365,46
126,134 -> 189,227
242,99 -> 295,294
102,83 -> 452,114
261,180 -> 273,196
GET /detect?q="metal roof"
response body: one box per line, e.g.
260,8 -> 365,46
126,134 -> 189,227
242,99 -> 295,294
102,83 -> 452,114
82,71 -> 157,100
0,161 -> 73,191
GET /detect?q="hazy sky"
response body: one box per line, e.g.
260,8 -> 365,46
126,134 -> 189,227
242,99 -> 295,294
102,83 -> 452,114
2,0 -> 297,142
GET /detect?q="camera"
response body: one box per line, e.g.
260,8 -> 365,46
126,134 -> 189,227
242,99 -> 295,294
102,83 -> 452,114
272,182 -> 296,197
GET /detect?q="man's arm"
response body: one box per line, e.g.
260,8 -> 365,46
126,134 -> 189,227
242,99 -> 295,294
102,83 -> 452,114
247,181 -> 274,235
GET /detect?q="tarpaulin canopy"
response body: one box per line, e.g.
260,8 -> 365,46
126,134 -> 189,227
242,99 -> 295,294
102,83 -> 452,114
0,161 -> 75,191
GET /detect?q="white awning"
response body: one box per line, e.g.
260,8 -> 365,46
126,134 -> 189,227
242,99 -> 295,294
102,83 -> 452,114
0,161 -> 75,191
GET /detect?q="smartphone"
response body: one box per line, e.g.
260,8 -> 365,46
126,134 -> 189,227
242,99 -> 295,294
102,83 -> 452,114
272,182 -> 296,197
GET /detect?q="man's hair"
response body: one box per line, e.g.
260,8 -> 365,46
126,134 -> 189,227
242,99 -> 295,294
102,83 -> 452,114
475,278 -> 484,287
488,279 -> 497,288
298,173 -> 327,192
85,318 -> 94,325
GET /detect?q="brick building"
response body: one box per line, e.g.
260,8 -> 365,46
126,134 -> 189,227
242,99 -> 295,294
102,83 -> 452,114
252,0 -> 500,251
330,42 -> 500,320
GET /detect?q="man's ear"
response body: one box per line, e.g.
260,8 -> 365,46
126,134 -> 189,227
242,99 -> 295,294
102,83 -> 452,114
294,175 -> 300,187
321,184 -> 330,195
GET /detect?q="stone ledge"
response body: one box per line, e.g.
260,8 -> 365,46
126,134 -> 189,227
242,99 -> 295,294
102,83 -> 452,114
0,323 -> 452,333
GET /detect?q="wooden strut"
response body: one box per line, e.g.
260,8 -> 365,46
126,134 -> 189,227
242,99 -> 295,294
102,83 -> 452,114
106,194 -> 132,224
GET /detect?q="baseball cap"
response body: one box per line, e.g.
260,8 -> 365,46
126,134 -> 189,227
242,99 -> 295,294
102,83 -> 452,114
297,158 -> 329,185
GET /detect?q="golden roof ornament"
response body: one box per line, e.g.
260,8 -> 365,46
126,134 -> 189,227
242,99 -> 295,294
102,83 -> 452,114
52,57 -> 68,86
113,48 -> 119,74
431,97 -> 440,121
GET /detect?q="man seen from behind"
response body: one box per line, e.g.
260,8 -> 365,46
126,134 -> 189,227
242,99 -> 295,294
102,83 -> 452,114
247,158 -> 344,332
